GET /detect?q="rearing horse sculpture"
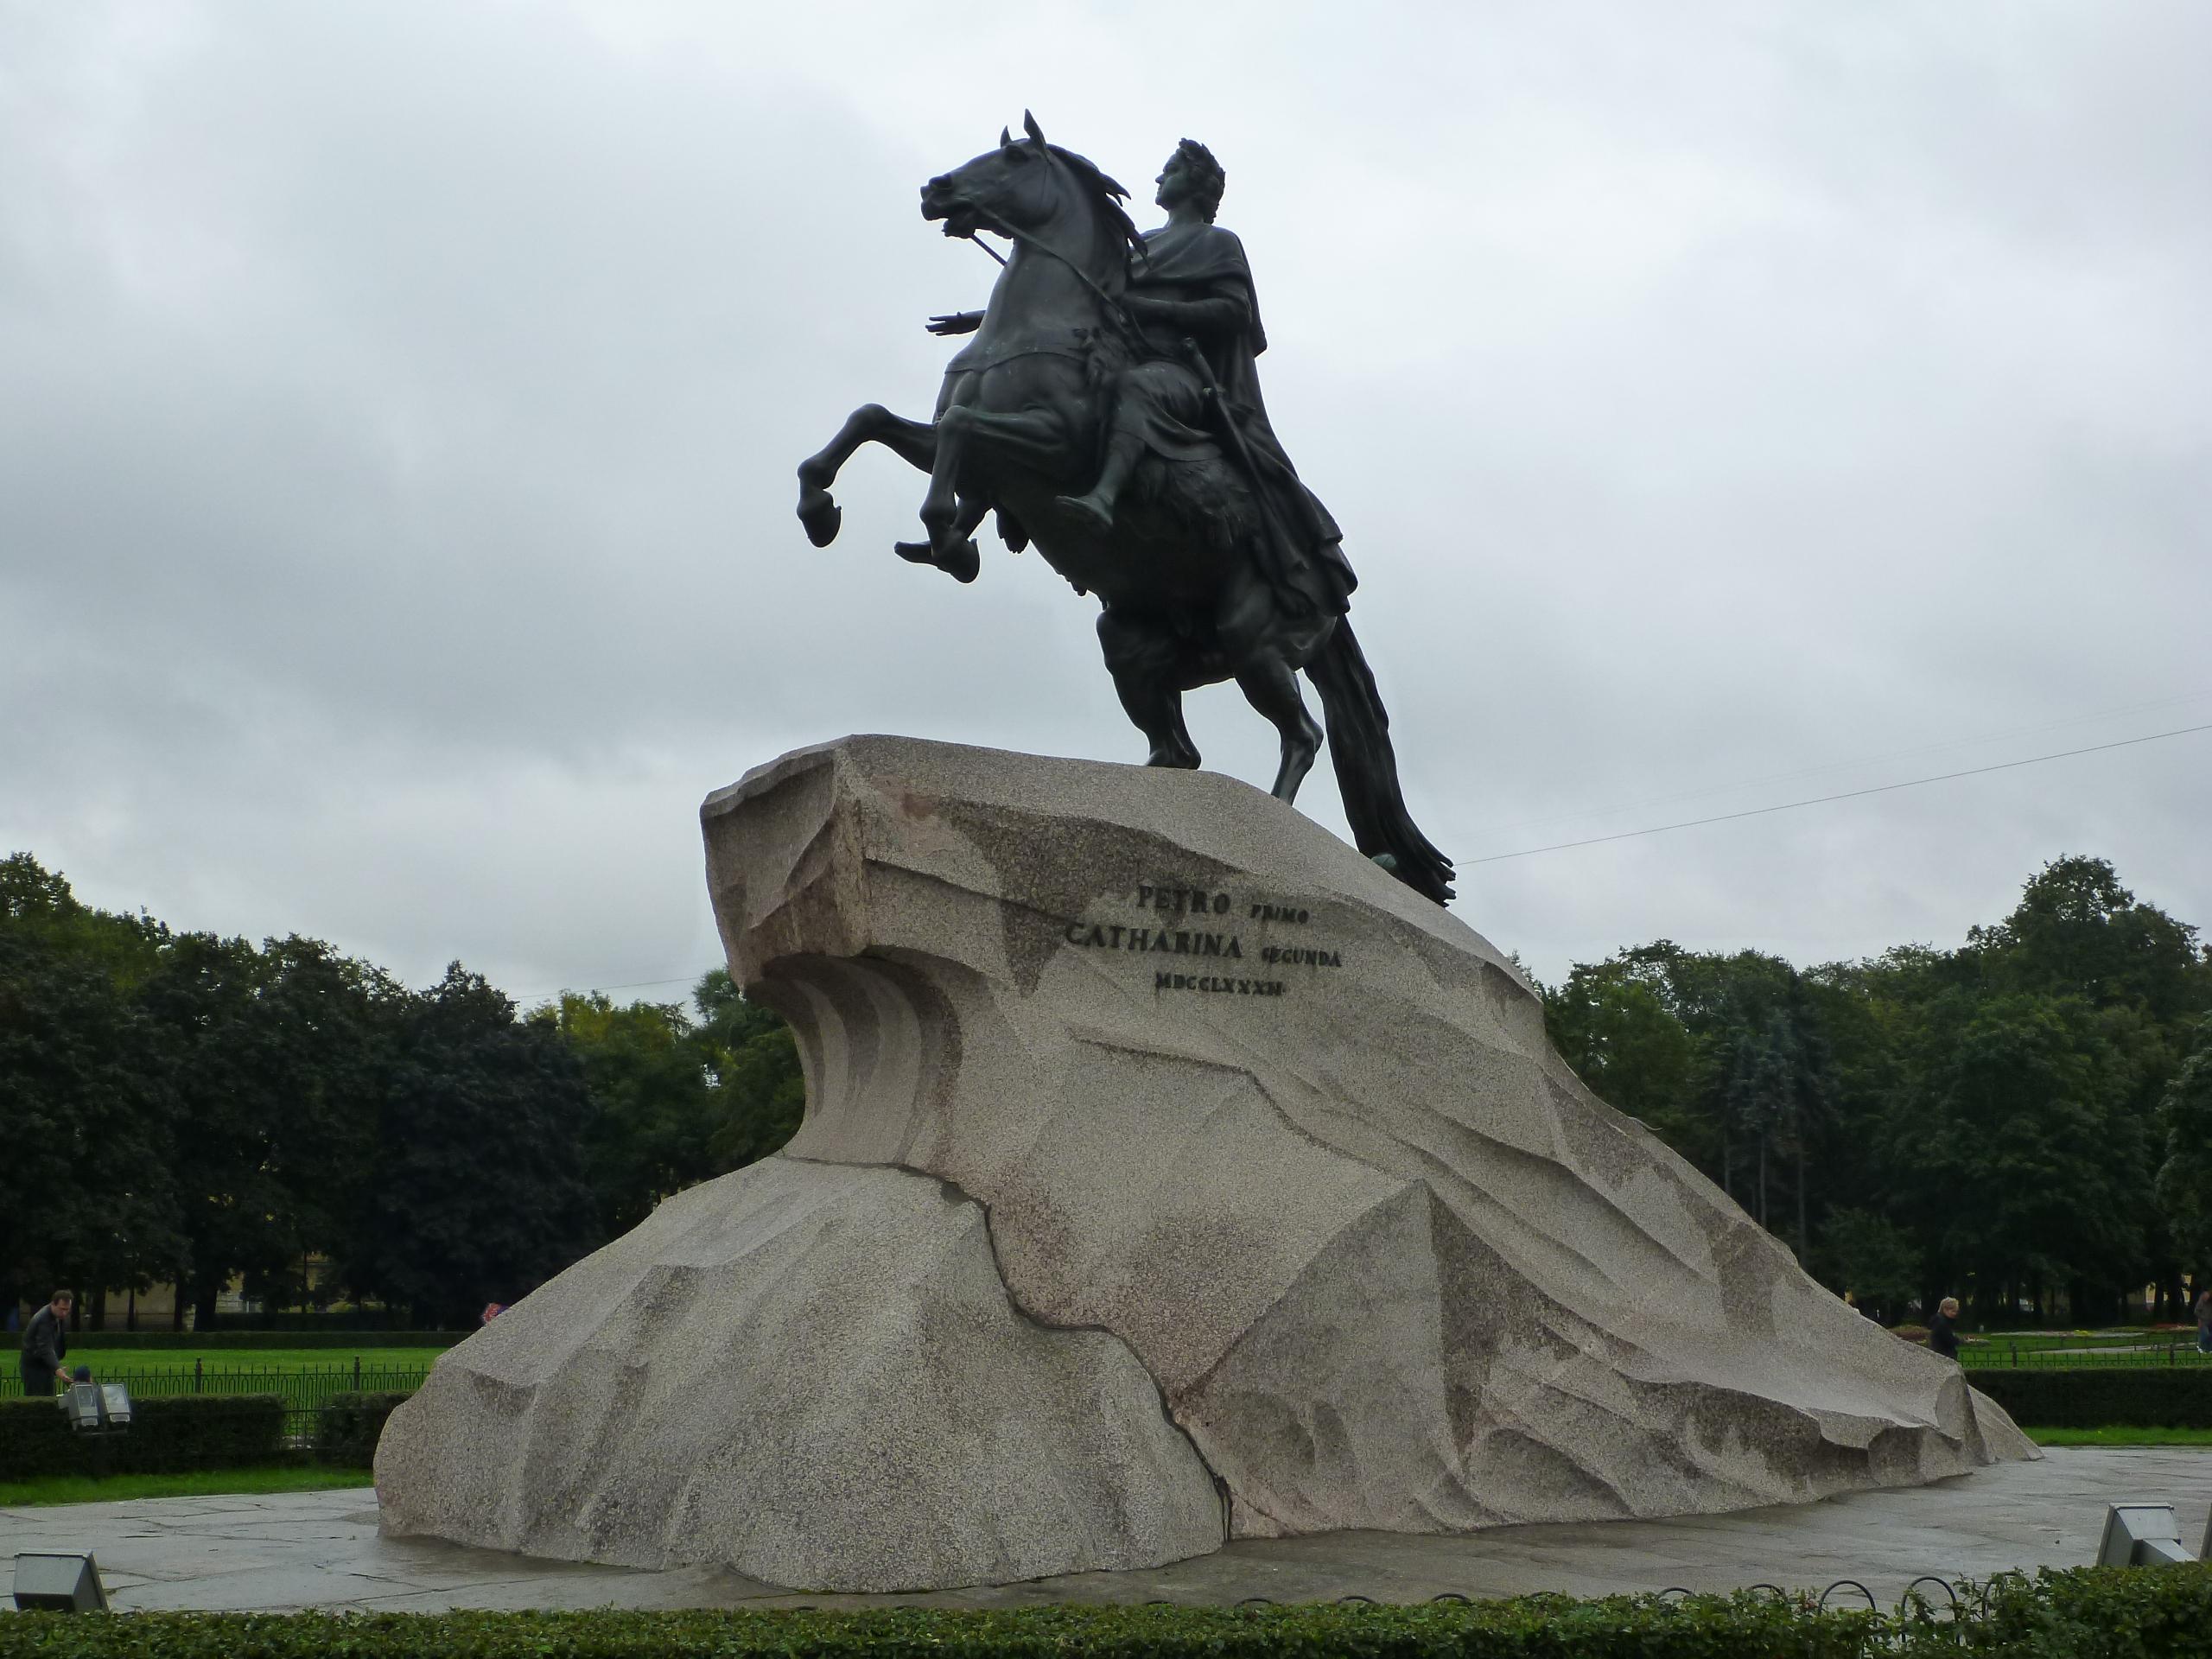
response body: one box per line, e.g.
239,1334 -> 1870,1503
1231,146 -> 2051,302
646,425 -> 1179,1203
795,115 -> 1455,905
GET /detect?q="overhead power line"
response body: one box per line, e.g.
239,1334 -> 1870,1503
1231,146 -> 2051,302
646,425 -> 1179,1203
510,719 -> 2209,994
1467,686 -> 2212,840
506,970 -> 711,1004
1467,721 -> 2212,866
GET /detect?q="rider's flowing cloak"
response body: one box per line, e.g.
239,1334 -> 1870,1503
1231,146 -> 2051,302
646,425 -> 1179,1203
1126,221 -> 1357,620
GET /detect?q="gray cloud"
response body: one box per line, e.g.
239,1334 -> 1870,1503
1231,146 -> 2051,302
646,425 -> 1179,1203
4,0 -> 2207,997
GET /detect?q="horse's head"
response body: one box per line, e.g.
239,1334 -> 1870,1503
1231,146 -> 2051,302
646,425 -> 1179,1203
921,111 -> 1058,240
921,112 -> 1138,264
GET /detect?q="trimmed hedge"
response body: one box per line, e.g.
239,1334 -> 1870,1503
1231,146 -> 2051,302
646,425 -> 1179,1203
1,1568 -> 2209,1656
0,1393 -> 286,1478
61,1330 -> 465,1351
315,1389 -> 410,1465
1973,1365 -> 2212,1427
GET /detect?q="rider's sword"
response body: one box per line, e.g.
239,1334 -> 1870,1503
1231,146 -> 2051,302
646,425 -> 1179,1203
1175,335 -> 1310,613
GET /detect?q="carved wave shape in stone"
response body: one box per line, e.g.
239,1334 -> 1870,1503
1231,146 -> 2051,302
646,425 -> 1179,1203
377,735 -> 2033,1591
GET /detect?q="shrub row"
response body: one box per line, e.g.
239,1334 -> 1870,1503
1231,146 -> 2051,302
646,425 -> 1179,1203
2,1568 -> 2209,1657
59,1329 -> 465,1351
1,1389 -> 413,1477
1972,1365 -> 2212,1427
314,1389 -> 411,1465
0,1394 -> 288,1479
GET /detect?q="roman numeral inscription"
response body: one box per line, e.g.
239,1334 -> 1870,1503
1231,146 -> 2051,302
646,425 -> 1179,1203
1058,883 -> 1344,998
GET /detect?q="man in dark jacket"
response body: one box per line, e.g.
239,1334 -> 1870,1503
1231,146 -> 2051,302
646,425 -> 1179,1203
18,1290 -> 72,1397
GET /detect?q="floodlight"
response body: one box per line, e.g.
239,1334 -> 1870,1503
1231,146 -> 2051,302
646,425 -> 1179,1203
58,1381 -> 130,1434
2098,1503 -> 2190,1567
60,1382 -> 102,1432
12,1552 -> 108,1612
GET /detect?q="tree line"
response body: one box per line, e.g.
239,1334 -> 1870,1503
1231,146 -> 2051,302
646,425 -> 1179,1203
10,847 -> 2209,1335
0,853 -> 803,1332
1537,855 -> 2212,1325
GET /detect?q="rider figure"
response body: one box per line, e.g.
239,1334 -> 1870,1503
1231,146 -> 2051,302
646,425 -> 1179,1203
930,139 -> 1353,620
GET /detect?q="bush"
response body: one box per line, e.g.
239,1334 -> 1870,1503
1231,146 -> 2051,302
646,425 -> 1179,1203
64,1330 -> 465,1351
0,1393 -> 287,1478
314,1390 -> 410,1466
1971,1366 -> 2212,1427
0,1569 -> 2209,1656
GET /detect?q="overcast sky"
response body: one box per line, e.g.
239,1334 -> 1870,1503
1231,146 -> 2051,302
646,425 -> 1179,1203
3,1 -> 2206,1005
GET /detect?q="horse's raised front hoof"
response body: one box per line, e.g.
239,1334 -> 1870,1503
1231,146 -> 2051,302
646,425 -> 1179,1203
797,490 -> 842,548
938,537 -> 981,583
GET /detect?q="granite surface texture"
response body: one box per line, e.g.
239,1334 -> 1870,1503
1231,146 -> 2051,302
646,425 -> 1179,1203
377,735 -> 2033,1591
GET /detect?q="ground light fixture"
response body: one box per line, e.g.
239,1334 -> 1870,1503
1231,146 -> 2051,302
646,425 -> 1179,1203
2098,1503 -> 2192,1567
11,1553 -> 109,1611
59,1380 -> 132,1434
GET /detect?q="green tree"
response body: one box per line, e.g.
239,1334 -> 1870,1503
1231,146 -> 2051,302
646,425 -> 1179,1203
1887,992 -> 2145,1320
1543,960 -> 1700,1152
0,930 -> 183,1316
690,969 -> 806,1168
1816,1207 -> 1923,1324
343,966 -> 595,1329
554,993 -> 723,1236
2154,1019 -> 2212,1276
0,856 -> 181,1319
1974,855 -> 2204,1020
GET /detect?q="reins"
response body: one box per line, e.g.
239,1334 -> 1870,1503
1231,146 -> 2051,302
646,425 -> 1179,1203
963,189 -> 1147,351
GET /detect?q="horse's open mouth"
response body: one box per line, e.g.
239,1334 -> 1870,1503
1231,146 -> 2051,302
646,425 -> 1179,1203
920,191 -> 982,239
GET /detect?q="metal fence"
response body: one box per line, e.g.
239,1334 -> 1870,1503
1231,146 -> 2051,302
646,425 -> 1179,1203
1958,1342 -> 2212,1369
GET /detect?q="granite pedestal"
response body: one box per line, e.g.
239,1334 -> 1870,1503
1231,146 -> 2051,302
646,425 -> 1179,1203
376,737 -> 2031,1592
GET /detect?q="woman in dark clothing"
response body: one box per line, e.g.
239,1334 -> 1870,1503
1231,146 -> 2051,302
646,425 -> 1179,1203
1927,1296 -> 1965,1360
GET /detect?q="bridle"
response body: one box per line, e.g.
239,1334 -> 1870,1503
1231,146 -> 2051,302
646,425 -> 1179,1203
954,156 -> 1147,349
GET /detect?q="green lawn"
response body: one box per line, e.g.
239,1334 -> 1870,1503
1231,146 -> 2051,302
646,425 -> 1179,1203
0,1464 -> 373,1508
2026,1426 -> 2212,1446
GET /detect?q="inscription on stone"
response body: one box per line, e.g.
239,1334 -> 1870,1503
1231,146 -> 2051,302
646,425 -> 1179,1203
1058,882 -> 1345,999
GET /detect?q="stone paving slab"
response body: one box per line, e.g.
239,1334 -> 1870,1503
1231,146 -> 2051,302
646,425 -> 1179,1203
3,1451 -> 2209,1613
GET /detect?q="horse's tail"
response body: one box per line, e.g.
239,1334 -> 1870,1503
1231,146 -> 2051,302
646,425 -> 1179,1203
1305,619 -> 1456,906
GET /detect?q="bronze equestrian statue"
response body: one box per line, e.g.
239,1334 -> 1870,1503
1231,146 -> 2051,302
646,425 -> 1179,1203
795,115 -> 1455,906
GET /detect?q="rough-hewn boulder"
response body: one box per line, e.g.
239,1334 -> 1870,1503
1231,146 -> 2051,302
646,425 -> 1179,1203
377,735 -> 2031,1591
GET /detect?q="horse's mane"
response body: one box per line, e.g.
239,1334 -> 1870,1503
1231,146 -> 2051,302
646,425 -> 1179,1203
1046,144 -> 1145,264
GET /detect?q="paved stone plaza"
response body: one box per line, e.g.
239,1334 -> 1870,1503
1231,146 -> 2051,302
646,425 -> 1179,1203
4,1449 -> 2207,1612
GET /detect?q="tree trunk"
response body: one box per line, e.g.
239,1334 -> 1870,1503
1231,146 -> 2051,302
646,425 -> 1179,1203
91,1287 -> 106,1332
193,1281 -> 220,1333
170,1271 -> 188,1331
1757,1135 -> 1768,1230
1795,1138 -> 1809,1262
126,1286 -> 137,1332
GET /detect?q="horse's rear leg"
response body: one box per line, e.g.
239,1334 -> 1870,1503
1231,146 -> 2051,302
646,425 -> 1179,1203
1236,653 -> 1324,803
1098,607 -> 1201,771
797,404 -> 937,548
1219,573 -> 1323,803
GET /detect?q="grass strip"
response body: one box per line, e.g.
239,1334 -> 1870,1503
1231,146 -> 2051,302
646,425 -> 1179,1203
0,1463 -> 371,1508
2026,1424 -> 2212,1446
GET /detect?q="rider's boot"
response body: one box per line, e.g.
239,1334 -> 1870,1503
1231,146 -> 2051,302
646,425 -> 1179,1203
1057,435 -> 1141,535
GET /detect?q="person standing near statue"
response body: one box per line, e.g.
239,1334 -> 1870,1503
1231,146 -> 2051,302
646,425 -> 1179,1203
1927,1296 -> 1967,1361
18,1289 -> 72,1398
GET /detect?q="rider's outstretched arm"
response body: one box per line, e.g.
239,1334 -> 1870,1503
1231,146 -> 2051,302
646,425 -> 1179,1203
925,310 -> 985,336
